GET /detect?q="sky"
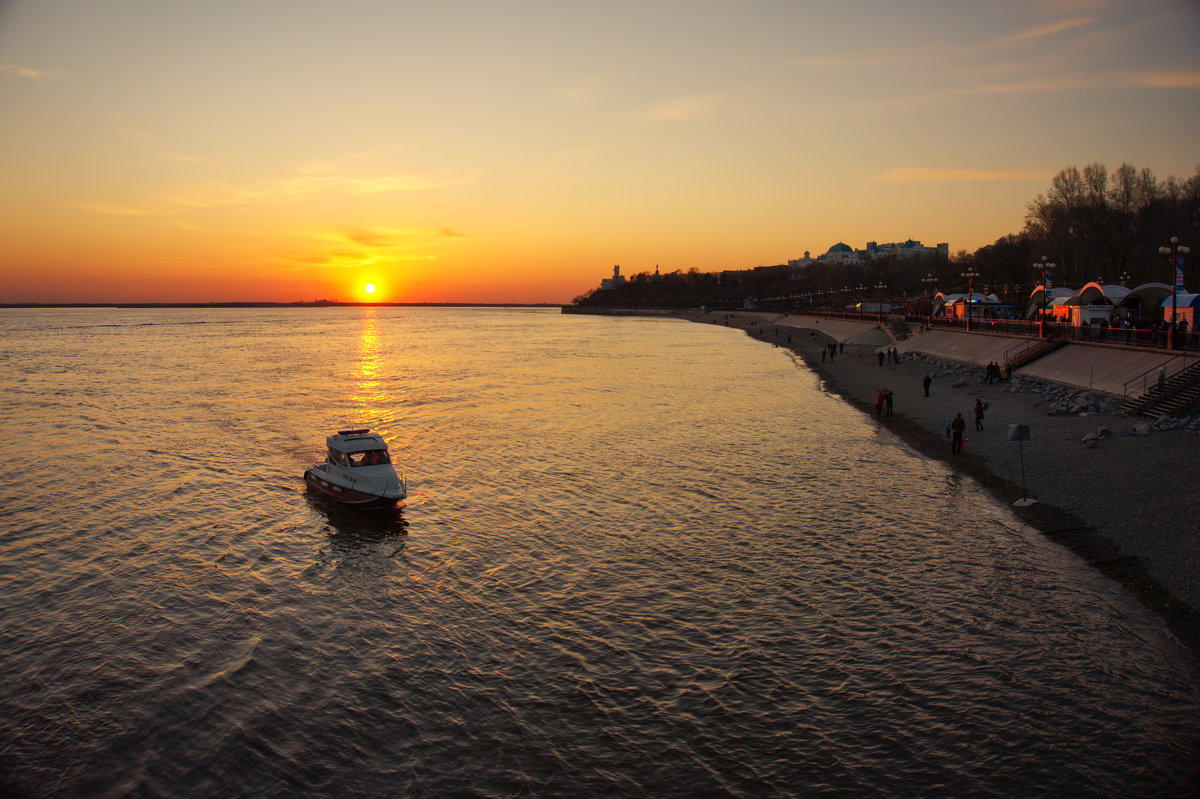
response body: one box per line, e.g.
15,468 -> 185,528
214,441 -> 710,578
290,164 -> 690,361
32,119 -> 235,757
1,0 -> 1198,304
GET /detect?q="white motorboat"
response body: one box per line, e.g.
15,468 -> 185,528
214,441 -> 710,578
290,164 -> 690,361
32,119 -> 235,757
304,428 -> 407,509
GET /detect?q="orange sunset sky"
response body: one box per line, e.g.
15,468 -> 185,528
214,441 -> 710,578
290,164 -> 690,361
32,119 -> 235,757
2,0 -> 1198,304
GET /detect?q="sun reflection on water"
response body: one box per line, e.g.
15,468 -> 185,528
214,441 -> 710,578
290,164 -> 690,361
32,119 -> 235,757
350,309 -> 391,430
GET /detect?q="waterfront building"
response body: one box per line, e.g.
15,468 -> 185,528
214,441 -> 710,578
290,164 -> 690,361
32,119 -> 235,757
820,242 -> 861,264
786,251 -> 813,270
806,239 -> 948,266
865,239 -> 949,259
600,265 -> 626,290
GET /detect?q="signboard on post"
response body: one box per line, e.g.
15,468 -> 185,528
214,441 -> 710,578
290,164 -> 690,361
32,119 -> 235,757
1008,424 -> 1035,506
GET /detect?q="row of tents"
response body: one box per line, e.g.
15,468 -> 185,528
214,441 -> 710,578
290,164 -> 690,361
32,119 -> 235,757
924,282 -> 1198,328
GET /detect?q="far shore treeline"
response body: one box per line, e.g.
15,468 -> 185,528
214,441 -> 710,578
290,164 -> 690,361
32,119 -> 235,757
572,163 -> 1200,310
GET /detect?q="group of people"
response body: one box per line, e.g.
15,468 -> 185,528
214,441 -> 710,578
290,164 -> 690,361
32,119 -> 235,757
1037,315 -> 1197,349
876,347 -> 901,367
820,341 -> 844,362
947,398 -> 987,454
983,361 -> 1004,383
874,388 -> 894,417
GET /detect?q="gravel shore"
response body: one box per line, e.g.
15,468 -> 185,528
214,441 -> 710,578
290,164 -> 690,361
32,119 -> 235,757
697,311 -> 1200,655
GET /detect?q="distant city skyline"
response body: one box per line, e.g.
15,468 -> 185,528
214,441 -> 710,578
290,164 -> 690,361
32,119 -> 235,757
1,0 -> 1197,303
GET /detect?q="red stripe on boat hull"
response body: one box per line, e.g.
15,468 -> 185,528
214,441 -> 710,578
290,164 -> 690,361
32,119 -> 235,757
304,470 -> 402,510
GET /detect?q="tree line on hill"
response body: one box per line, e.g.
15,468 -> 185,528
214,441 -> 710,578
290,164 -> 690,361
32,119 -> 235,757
571,162 -> 1200,310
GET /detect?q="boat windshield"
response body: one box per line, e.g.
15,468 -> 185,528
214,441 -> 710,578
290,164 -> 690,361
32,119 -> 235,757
348,450 -> 391,467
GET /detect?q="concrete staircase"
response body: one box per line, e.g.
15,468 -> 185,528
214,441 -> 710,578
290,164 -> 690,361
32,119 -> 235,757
884,316 -> 911,343
1120,360 -> 1200,418
1003,336 -> 1066,371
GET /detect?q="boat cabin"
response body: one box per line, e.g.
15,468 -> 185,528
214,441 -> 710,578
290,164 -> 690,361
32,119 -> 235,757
325,428 -> 392,467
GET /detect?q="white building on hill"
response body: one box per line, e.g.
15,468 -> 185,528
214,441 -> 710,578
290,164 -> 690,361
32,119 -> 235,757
600,265 -> 626,290
790,240 -> 948,268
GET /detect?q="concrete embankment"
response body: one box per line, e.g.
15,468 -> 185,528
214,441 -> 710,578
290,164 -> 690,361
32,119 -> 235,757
769,312 -> 1200,398
695,310 -> 1200,656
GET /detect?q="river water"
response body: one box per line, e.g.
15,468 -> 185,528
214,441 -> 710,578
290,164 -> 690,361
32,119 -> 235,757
1,307 -> 1197,798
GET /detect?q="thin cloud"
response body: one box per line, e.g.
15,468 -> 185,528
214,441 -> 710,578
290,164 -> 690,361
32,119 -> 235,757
284,227 -> 461,270
79,202 -> 161,216
339,226 -> 464,246
166,172 -> 458,209
549,145 -> 600,162
787,53 -> 911,71
1,63 -> 53,79
877,168 -> 1053,183
1130,70 -> 1200,89
949,78 -> 1086,96
81,169 -> 462,218
638,93 -> 726,122
553,75 -> 617,105
1004,16 -> 1096,43
123,129 -> 218,165
340,229 -> 388,247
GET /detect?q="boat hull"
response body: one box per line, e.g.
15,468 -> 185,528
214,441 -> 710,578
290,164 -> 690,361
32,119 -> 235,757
304,468 -> 404,509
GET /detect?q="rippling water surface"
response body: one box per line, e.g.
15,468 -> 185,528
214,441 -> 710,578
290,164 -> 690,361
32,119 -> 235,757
2,307 -> 1198,797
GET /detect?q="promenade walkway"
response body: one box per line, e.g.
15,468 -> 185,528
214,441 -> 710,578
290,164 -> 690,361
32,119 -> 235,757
773,314 -> 1200,398
1017,344 -> 1199,398
893,328 -> 1028,368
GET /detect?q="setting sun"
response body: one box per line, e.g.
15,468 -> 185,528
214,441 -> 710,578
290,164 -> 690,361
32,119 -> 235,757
363,283 -> 377,296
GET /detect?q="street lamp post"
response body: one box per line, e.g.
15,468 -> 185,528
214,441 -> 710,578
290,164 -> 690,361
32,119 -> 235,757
856,283 -> 866,320
1120,271 -> 1131,287
922,273 -> 936,326
875,282 -> 886,323
961,268 -> 980,331
1034,256 -> 1055,338
1159,237 -> 1190,350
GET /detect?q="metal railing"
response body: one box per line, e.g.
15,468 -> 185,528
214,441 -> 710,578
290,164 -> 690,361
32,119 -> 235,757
1003,337 -> 1053,369
1122,354 -> 1192,398
771,309 -> 1200,352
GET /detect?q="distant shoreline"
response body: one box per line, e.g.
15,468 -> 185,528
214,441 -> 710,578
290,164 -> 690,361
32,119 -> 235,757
0,302 -> 561,309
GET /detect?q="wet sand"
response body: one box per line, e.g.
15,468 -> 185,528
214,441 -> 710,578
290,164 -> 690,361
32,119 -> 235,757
696,311 -> 1200,656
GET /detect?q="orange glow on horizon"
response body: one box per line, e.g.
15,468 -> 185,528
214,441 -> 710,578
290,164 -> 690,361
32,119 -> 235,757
1,1 -> 1196,305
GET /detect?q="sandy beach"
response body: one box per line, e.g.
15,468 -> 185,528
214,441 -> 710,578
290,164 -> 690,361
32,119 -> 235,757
694,311 -> 1200,655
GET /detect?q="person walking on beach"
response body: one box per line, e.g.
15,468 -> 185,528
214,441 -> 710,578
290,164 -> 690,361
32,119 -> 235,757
875,389 -> 885,416
923,374 -> 932,397
884,388 -> 894,417
974,398 -> 985,431
951,413 -> 966,454
878,350 -> 885,367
